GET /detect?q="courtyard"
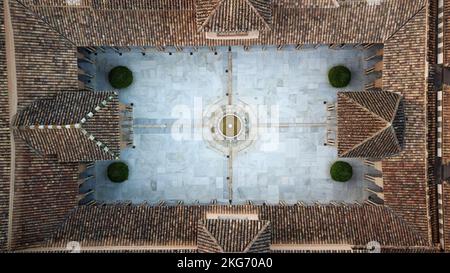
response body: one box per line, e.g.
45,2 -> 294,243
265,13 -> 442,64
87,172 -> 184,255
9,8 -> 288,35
87,45 -> 370,205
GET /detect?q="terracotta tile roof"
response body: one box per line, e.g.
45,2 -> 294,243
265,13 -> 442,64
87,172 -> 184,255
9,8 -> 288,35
0,0 -> 440,252
271,246 -> 439,253
426,0 -> 440,245
195,0 -> 220,29
442,183 -> 450,251
381,8 -> 433,243
444,0 -> 450,66
197,219 -> 271,253
0,0 -> 11,252
195,0 -> 272,32
82,95 -> 121,157
12,91 -> 120,162
11,138 -> 78,250
10,0 -> 78,109
337,91 -> 404,158
19,248 -> 198,253
442,85 -> 450,164
18,0 -> 426,46
5,0 -> 81,250
46,205 -> 203,248
40,205 -> 432,252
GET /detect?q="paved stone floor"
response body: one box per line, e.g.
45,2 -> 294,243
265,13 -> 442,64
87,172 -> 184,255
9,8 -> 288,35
90,45 -> 369,204
233,126 -> 367,204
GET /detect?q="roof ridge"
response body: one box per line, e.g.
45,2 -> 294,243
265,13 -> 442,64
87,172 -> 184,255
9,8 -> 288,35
384,2 -> 426,42
340,124 -> 391,157
12,91 -> 115,128
339,93 -> 391,157
198,0 -> 226,31
78,92 -> 116,126
79,92 -> 119,160
242,220 -> 270,252
200,221 -> 225,252
243,0 -> 271,29
200,0 -> 271,31
381,205 -> 431,246
13,0 -> 76,46
12,91 -> 120,161
389,94 -> 402,123
343,92 -> 391,123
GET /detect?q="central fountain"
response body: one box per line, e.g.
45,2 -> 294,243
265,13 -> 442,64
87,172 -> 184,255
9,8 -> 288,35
203,98 -> 257,155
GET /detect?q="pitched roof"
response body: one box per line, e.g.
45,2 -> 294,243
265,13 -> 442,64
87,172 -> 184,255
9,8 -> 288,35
443,0 -> 450,66
381,8 -> 434,243
1,0 -> 441,253
337,91 -> 404,158
440,40 -> 450,251
0,0 -> 108,251
39,204 -> 432,252
442,183 -> 450,251
0,0 -> 11,252
11,138 -> 79,250
10,0 -> 79,108
427,0 -> 440,246
12,91 -> 120,162
197,219 -> 271,252
18,0 -> 426,46
196,0 -> 272,32
442,85 -> 450,164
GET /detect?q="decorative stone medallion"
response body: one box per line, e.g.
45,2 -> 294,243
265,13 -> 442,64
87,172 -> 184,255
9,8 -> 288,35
203,99 -> 257,155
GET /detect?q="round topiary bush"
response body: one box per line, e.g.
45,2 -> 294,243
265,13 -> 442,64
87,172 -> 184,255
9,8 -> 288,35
108,66 -> 133,89
107,162 -> 129,183
330,161 -> 353,182
328,66 -> 352,88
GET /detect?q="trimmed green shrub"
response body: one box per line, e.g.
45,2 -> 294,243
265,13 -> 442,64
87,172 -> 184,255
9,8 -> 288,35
108,66 -> 133,89
107,162 -> 129,183
330,161 -> 353,182
328,66 -> 351,88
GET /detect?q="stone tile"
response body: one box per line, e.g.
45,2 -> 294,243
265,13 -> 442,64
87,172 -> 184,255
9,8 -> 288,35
92,46 -> 369,205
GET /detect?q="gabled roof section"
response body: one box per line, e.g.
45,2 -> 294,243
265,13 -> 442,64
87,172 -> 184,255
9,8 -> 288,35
40,205 -> 431,252
12,91 -> 120,162
11,138 -> 79,250
381,7 -> 432,243
197,219 -> 271,253
337,91 -> 404,158
343,91 -> 402,122
16,0 -> 425,46
0,0 -> 11,252
196,0 -> 272,32
442,85 -> 450,164
442,183 -> 450,252
444,0 -> 450,66
10,0 -> 78,107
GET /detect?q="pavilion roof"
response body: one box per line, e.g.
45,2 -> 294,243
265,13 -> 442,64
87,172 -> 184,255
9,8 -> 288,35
13,91 -> 120,162
195,0 -> 272,32
197,219 -> 271,253
337,91 -> 404,158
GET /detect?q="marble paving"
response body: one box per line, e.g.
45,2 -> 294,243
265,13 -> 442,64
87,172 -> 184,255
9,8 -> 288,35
89,45 -> 370,204
233,126 -> 367,204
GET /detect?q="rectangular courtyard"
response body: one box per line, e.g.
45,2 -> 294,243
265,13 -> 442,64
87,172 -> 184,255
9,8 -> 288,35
88,45 -> 370,205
